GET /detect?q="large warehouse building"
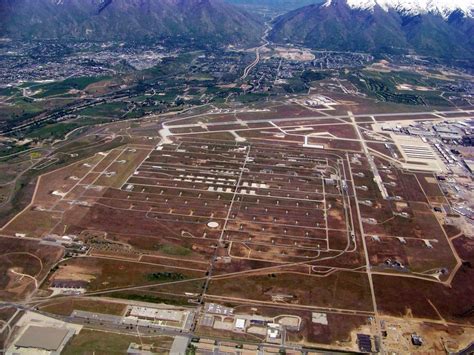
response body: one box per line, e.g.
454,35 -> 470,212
391,134 -> 446,173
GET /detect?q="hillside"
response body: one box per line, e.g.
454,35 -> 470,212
227,0 -> 321,12
269,0 -> 474,59
0,0 -> 264,47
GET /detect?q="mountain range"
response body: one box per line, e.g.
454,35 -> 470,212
226,0 -> 320,12
0,0 -> 264,47
0,0 -> 473,59
269,0 -> 474,59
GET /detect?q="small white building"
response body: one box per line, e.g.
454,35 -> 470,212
235,318 -> 246,330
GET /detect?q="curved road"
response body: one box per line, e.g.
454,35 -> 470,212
241,21 -> 272,80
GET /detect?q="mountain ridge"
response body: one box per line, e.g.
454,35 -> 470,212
0,0 -> 264,47
269,0 -> 474,59
323,0 -> 474,18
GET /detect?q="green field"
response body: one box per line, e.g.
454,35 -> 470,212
79,102 -> 129,118
2,97 -> 44,121
349,70 -> 451,106
158,243 -> 192,256
0,87 -> 20,97
63,329 -> 173,355
26,117 -> 108,140
110,292 -> 192,306
32,76 -> 110,98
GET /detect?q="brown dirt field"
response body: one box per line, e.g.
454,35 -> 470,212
146,278 -> 206,295
0,237 -> 63,301
207,124 -> 250,132
2,208 -> 62,238
184,132 -> 237,141
361,202 -> 447,243
328,230 -> 351,251
444,224 -> 462,239
212,258 -> 285,275
303,313 -> 369,346
0,152 -> 115,238
77,172 -> 101,186
314,124 -> 358,139
352,171 -> 383,200
140,255 -> 209,271
234,107 -> 317,123
52,262 -> 100,283
165,114 -> 239,126
0,306 -> 16,322
246,122 -> 273,129
208,271 -> 373,311
367,237 -> 457,274
367,142 -> 394,158
392,171 -> 428,203
107,290 -> 192,306
227,242 -> 328,263
306,137 -> 362,151
45,256 -> 205,292
355,117 -> 374,123
76,202 -> 206,240
373,269 -> 474,323
100,233 -> 212,262
170,126 -> 209,134
33,154 -> 105,207
94,148 -> 151,188
374,234 -> 474,323
416,173 -> 445,198
453,235 -> 474,262
91,149 -> 124,173
40,298 -> 127,316
277,119 -> 342,126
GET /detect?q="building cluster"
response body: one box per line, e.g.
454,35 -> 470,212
200,303 -> 301,344
382,118 -> 474,227
71,304 -> 195,333
382,119 -> 474,176
0,40 -> 169,87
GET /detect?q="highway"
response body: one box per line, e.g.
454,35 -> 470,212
241,21 -> 272,80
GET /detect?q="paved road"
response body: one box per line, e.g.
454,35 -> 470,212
241,22 -> 272,80
347,113 -> 384,353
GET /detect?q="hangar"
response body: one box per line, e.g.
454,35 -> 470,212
9,326 -> 74,355
391,134 -> 446,173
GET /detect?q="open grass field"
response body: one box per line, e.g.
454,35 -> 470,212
79,102 -> 129,118
39,298 -> 127,317
372,235 -> 474,324
62,329 -> 174,355
44,256 -> 206,292
208,270 -> 373,311
31,76 -> 111,99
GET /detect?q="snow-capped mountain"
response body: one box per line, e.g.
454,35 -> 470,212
323,0 -> 474,18
270,0 -> 474,59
